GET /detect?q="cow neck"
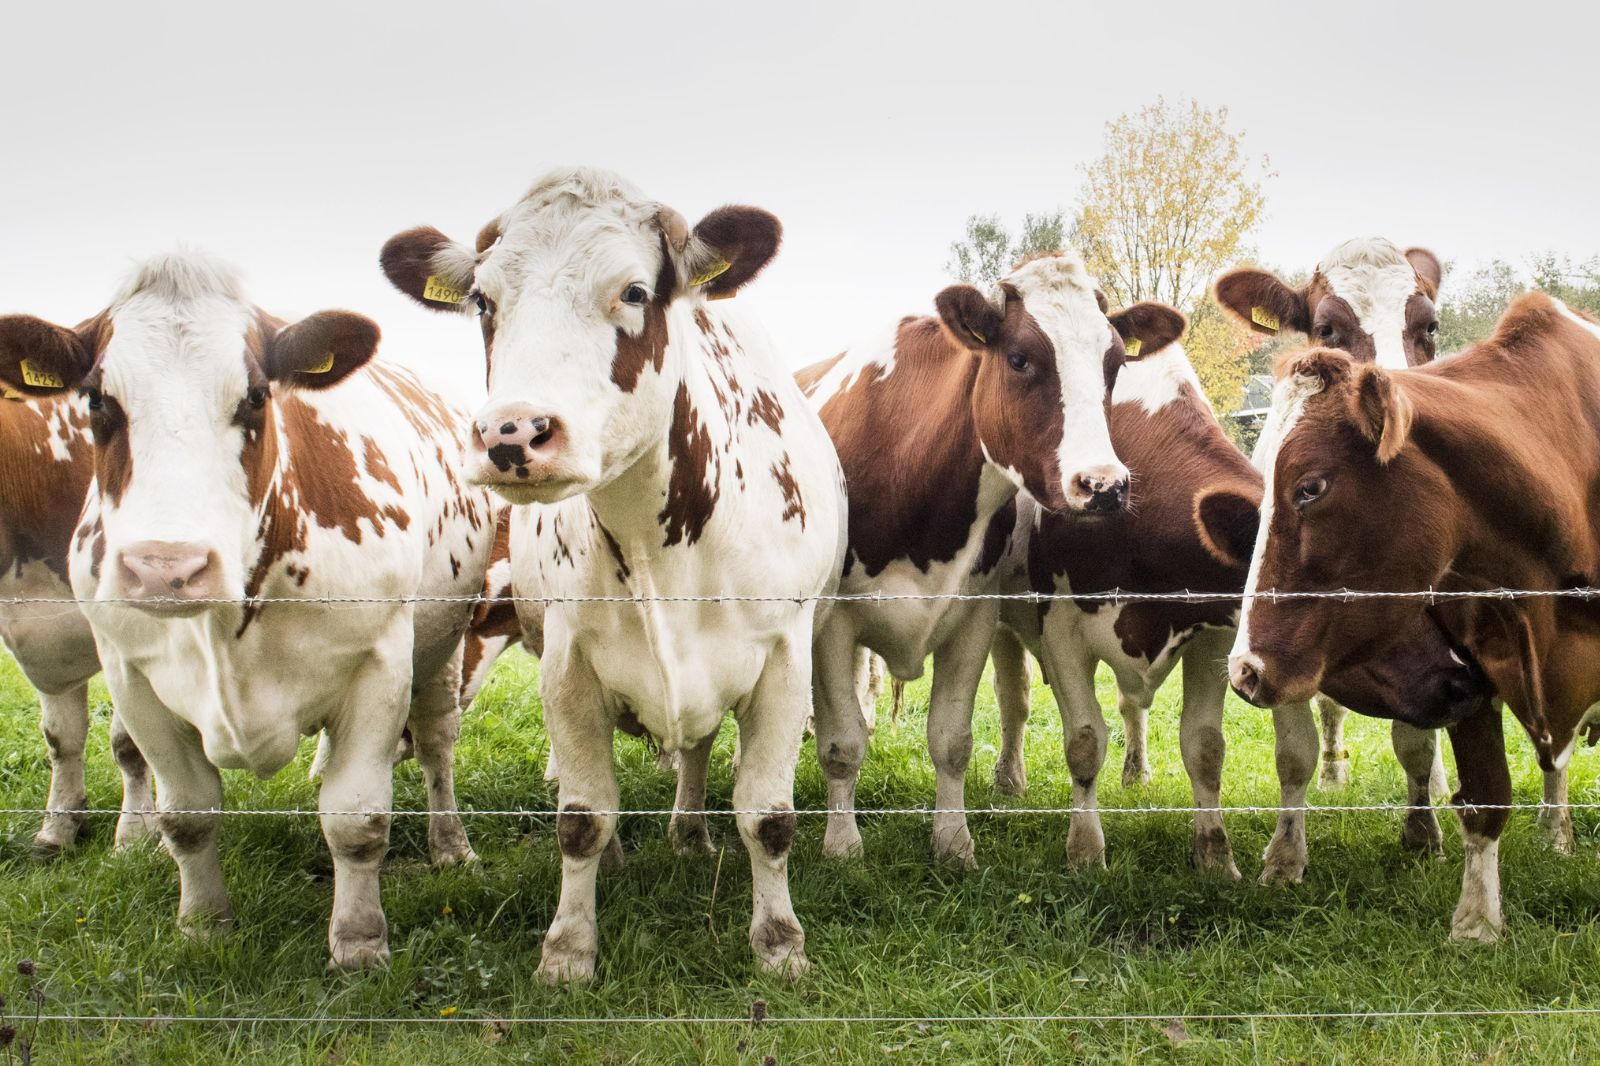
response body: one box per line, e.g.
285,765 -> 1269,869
238,398 -> 292,634
0,399 -> 92,581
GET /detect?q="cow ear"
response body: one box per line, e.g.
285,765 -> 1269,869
264,311 -> 380,389
1277,347 -> 1353,393
935,284 -> 1005,352
1214,268 -> 1311,336
680,206 -> 783,299
1404,247 -> 1443,300
380,226 -> 476,313
1194,486 -> 1261,569
1108,302 -> 1186,359
1350,364 -> 1412,463
0,312 -> 104,395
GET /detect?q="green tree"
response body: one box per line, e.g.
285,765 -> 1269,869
947,210 -> 1068,287
1438,259 -> 1523,352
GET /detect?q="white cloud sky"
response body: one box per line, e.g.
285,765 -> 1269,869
4,0 -> 1596,404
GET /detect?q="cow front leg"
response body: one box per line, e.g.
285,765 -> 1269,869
109,710 -> 157,849
1313,695 -> 1350,789
1043,642 -> 1107,868
991,626 -> 1031,797
1447,700 -> 1510,942
734,633 -> 812,978
34,684 -> 90,858
1392,722 -> 1444,856
1262,699 -> 1318,885
669,733 -> 718,856
812,618 -> 869,859
537,649 -> 617,985
1538,767 -> 1574,855
1180,630 -> 1238,879
407,642 -> 478,867
927,605 -> 996,867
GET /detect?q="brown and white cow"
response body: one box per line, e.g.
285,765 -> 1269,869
382,167 -> 846,982
797,251 -> 1181,867
1228,293 -> 1600,939
1217,237 -> 1461,858
0,252 -> 495,969
0,392 -> 153,855
992,332 -> 1488,879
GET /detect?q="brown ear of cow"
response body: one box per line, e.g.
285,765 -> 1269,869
265,311 -> 380,389
1194,486 -> 1261,570
1404,247 -> 1444,300
686,206 -> 783,299
380,226 -> 475,313
1109,302 -> 1186,358
0,313 -> 106,395
1214,268 -> 1311,336
1277,346 -> 1354,391
935,285 -> 1004,352
1350,364 -> 1413,464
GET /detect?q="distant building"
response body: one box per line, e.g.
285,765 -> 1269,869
1229,373 -> 1273,429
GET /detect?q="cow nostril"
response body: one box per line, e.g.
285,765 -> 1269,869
1233,660 -> 1260,699
499,422 -> 516,435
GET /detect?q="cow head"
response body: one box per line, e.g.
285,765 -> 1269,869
1216,238 -> 1443,370
933,252 -> 1183,515
1221,348 -> 1455,706
380,167 -> 780,505
0,252 -> 376,614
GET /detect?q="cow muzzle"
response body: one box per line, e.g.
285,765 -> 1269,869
1228,650 -> 1319,708
1064,462 -> 1130,517
470,402 -> 591,503
114,540 -> 224,613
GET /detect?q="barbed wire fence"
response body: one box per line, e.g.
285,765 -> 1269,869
3,582 -> 1597,1037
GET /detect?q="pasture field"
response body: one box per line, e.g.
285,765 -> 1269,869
0,647 -> 1597,1064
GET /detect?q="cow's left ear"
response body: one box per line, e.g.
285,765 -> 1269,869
677,206 -> 783,300
0,312 -> 108,395
1404,247 -> 1443,300
264,311 -> 380,389
380,226 -> 476,313
1108,302 -> 1186,359
1349,364 -> 1412,463
1194,485 -> 1261,569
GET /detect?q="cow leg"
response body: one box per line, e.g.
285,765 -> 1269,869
1180,629 -> 1239,879
537,648 -> 617,985
407,644 -> 477,867
991,626 -> 1031,797
812,618 -> 869,859
1539,766 -> 1574,855
1046,643 -> 1107,868
733,633 -> 811,979
1447,700 -> 1509,942
927,604 -> 996,868
669,732 -> 718,856
110,709 -> 157,849
34,684 -> 90,858
1314,695 -> 1350,789
1118,691 -> 1153,788
1392,722 -> 1444,856
1261,699 -> 1318,885
852,647 -> 879,736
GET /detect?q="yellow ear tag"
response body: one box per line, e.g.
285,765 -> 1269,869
1251,306 -> 1280,332
690,259 -> 732,288
18,359 -> 63,389
423,275 -> 468,305
2,388 -> 23,401
305,352 -> 336,374
1124,337 -> 1142,358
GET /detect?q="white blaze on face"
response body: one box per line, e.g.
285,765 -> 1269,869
1001,253 -> 1125,494
1230,369 -> 1329,663
94,256 -> 262,598
1318,238 -> 1422,371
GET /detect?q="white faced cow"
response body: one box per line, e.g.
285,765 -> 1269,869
0,253 -> 495,970
381,167 -> 846,982
795,251 -> 1184,867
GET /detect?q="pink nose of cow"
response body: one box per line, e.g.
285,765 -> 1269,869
1228,653 -> 1267,707
473,409 -> 562,481
1071,464 -> 1130,516
116,541 -> 221,604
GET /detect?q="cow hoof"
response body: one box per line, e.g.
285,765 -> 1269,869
821,826 -> 864,860
1122,755 -> 1152,788
33,815 -> 85,860
932,830 -> 977,870
431,845 -> 481,869
327,938 -> 391,972
1193,833 -> 1241,881
669,818 -> 716,857
178,911 -> 235,944
537,945 -> 596,985
1318,759 -> 1350,791
753,918 -> 808,980
1537,812 -> 1575,856
1258,836 -> 1307,885
114,812 -> 160,851
1065,830 -> 1107,870
30,837 -> 68,863
1449,913 -> 1503,943
1399,812 -> 1445,857
992,764 -> 1027,797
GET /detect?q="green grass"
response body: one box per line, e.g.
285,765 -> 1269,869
0,647 -> 1597,1064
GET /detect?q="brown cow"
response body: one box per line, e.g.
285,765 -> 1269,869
1227,293 -> 1600,940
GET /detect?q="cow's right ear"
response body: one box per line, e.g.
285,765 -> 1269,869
379,226 -> 476,313
935,284 -> 1005,352
1194,486 -> 1261,569
0,313 -> 104,396
1214,268 -> 1311,336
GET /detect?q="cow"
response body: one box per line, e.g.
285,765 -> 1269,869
0,252 -> 495,970
1226,292 -> 1600,940
0,393 -> 153,856
1215,237 -> 1471,864
795,250 -> 1184,867
380,167 -> 846,982
990,330 -> 1488,879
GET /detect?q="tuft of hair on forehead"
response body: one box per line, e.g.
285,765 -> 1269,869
1315,237 -> 1411,276
1002,247 -> 1100,298
111,249 -> 248,308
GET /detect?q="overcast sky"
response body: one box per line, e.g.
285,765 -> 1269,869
5,1 -> 1596,404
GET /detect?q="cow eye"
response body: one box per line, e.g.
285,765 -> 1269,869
83,387 -> 103,412
1426,321 -> 1439,335
469,291 -> 490,316
1006,351 -> 1029,373
247,386 -> 269,410
621,284 -> 650,306
1317,323 -> 1337,341
1293,475 -> 1328,508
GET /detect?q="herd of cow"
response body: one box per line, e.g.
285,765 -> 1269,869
0,166 -> 1594,983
